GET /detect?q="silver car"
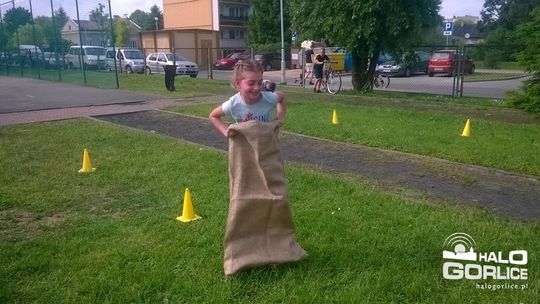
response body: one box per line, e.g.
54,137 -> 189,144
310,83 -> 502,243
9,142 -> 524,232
145,52 -> 199,78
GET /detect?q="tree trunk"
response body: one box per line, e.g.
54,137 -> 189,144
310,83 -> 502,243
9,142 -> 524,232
350,48 -> 371,91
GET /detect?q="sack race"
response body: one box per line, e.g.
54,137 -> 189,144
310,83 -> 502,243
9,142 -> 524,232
223,120 -> 306,276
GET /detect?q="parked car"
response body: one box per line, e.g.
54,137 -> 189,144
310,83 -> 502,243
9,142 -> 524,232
105,48 -> 145,73
428,50 -> 475,77
16,45 -> 43,66
42,51 -> 65,69
376,51 -> 429,77
145,52 -> 199,77
65,45 -> 106,70
214,52 -> 250,70
254,52 -> 291,71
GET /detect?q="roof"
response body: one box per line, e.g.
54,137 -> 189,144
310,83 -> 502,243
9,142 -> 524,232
452,23 -> 482,39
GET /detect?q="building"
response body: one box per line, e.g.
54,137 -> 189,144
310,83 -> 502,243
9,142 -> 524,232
162,0 -> 250,50
445,16 -> 483,44
61,19 -> 107,46
61,19 -> 142,48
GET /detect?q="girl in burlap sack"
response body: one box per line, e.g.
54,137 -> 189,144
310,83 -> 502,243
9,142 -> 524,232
209,60 -> 306,276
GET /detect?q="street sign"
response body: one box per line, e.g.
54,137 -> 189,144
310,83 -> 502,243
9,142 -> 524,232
443,22 -> 453,36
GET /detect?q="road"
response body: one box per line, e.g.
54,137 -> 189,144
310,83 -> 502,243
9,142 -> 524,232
198,69 -> 527,99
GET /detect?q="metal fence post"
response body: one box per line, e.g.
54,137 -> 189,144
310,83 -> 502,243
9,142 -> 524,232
28,0 -> 40,79
74,0 -> 87,84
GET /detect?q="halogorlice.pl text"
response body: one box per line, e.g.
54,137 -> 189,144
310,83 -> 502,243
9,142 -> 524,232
443,250 -> 528,280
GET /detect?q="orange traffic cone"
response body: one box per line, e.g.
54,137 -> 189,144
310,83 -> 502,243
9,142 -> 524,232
176,188 -> 201,222
332,109 -> 339,124
78,149 -> 96,173
461,119 -> 471,137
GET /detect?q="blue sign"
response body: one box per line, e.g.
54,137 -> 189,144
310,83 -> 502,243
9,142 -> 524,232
443,22 -> 453,36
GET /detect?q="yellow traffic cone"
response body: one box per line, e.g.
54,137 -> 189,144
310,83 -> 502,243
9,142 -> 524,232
332,109 -> 339,124
176,188 -> 201,222
78,149 -> 96,173
461,119 -> 471,137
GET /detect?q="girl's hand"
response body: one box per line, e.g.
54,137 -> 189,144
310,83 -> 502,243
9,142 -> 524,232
226,128 -> 237,138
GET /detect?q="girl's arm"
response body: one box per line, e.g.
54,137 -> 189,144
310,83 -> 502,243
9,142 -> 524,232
209,106 -> 232,138
275,91 -> 286,123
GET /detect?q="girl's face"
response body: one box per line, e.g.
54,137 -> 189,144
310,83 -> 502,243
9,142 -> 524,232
235,71 -> 263,104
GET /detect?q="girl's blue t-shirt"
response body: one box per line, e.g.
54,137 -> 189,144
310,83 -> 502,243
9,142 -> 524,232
221,91 -> 278,123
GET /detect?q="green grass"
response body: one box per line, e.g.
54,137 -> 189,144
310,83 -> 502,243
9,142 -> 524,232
475,61 -> 523,70
465,72 -> 529,82
0,66 -> 118,89
167,101 -> 540,176
120,73 -> 235,98
1,120 -> 538,303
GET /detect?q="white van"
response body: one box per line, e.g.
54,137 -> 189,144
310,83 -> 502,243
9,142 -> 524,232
66,45 -> 106,69
105,48 -> 145,73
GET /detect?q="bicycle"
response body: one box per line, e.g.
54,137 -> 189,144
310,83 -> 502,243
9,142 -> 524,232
372,71 -> 390,89
320,69 -> 342,94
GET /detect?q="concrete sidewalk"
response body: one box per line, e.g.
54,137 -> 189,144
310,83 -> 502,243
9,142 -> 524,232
0,75 -> 160,113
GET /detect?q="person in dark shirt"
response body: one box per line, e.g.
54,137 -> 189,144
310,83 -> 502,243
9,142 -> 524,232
313,48 -> 330,93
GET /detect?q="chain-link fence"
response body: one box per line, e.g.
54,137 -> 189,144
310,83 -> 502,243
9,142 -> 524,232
0,0 -> 117,88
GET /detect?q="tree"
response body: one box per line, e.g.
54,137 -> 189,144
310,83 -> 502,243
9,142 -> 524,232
480,0 -> 539,32
149,5 -> 163,30
129,9 -> 152,30
3,7 -> 32,34
113,18 -> 130,47
290,0 -> 440,91
8,23 -> 44,46
247,0 -> 291,51
89,3 -> 110,45
507,7 -> 540,113
478,0 -> 538,68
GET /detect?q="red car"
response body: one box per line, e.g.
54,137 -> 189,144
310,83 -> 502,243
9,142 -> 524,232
214,52 -> 251,70
428,50 -> 475,77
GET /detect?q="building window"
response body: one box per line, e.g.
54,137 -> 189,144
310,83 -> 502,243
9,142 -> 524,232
227,6 -> 246,17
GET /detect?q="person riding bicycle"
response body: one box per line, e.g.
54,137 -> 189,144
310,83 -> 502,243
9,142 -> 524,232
313,48 -> 330,93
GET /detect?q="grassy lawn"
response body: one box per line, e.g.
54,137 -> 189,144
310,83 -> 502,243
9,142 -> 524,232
1,119 -> 538,303
119,73 -> 235,97
465,72 -> 529,82
0,66 -> 118,89
167,99 -> 540,176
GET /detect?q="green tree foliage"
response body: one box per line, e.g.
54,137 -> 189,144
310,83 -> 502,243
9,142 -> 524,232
507,7 -> 540,113
479,0 -> 539,69
89,3 -> 112,46
480,0 -> 539,32
8,23 -> 44,46
247,0 -> 291,51
149,5 -> 163,30
129,9 -> 152,30
3,7 -> 32,35
290,0 -> 440,90
128,6 -> 163,31
113,18 -> 130,47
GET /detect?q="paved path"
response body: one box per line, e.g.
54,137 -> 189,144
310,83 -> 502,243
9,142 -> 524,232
97,111 -> 540,221
0,75 -> 160,113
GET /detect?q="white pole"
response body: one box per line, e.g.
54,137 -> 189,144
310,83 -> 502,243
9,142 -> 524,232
280,0 -> 286,84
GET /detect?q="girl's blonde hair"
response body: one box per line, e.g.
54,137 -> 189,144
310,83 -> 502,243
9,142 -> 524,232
231,60 -> 264,89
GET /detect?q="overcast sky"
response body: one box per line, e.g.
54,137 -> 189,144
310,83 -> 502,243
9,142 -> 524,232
32,0 -> 485,21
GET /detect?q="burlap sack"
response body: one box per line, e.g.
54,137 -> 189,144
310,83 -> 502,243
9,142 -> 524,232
223,120 -> 306,275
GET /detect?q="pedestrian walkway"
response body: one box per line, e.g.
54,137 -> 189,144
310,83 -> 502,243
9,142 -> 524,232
97,110 -> 540,221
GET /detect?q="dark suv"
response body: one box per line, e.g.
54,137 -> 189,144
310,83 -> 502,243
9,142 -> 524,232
428,50 -> 475,77
255,53 -> 290,71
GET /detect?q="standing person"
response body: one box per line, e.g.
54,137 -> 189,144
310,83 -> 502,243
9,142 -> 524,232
209,60 -> 306,276
304,43 -> 315,85
313,48 -> 330,93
